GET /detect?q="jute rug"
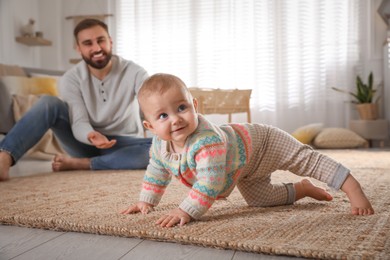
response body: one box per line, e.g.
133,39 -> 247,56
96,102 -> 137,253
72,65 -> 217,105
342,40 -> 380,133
1,150 -> 389,259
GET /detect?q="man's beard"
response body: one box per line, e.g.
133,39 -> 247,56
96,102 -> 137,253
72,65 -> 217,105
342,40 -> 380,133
82,50 -> 112,69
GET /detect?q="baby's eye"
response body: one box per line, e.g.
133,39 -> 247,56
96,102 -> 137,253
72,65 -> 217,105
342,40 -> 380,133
178,104 -> 187,112
158,113 -> 168,120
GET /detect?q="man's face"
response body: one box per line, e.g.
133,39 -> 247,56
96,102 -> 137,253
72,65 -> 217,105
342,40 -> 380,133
76,25 -> 113,69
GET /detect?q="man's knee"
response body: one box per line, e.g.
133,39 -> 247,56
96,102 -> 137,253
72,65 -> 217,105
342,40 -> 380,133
37,95 -> 63,108
35,95 -> 67,115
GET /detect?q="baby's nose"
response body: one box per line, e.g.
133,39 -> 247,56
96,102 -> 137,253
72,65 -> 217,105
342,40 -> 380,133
172,115 -> 182,124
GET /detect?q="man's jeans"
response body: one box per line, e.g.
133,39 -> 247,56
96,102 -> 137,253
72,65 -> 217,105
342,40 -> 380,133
0,96 -> 152,170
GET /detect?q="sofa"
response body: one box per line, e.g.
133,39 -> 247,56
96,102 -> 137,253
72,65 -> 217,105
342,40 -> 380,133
0,63 -> 64,134
0,63 -> 65,159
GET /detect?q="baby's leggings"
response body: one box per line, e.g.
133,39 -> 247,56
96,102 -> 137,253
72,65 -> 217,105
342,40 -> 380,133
236,125 -> 349,207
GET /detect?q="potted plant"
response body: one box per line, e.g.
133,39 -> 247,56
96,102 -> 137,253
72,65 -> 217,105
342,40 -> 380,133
332,72 -> 379,120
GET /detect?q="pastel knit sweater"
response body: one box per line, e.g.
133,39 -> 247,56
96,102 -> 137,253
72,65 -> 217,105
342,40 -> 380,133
140,114 -> 256,219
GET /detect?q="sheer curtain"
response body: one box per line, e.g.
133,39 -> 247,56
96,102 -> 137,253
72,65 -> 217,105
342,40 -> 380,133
116,0 -> 367,132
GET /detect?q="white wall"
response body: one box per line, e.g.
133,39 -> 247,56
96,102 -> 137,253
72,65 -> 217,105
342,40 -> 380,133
0,0 -> 114,70
0,0 -> 41,67
380,0 -> 390,124
366,0 -> 389,119
0,0 -> 388,127
0,0 -> 386,73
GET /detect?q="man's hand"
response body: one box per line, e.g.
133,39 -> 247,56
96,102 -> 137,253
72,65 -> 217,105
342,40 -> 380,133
121,202 -> 154,215
156,208 -> 192,227
87,131 -> 116,149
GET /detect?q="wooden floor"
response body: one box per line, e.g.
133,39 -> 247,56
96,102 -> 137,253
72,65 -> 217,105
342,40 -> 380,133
1,160 -> 300,260
0,134 -> 299,260
1,225 -> 300,260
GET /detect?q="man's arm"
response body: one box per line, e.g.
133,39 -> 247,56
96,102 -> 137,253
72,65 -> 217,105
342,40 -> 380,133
58,66 -> 96,145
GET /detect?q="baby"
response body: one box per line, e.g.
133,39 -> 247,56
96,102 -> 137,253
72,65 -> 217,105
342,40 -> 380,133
121,73 -> 374,227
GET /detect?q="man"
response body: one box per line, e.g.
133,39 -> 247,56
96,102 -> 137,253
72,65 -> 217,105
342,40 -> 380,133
0,19 -> 152,181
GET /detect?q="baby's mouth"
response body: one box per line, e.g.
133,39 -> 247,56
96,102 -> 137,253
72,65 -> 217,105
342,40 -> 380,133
172,126 -> 185,133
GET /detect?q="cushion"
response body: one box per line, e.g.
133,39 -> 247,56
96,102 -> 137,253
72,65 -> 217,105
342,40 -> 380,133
28,72 -> 62,83
12,94 -> 66,160
291,123 -> 323,144
0,75 -> 58,96
29,77 -> 59,96
313,128 -> 368,149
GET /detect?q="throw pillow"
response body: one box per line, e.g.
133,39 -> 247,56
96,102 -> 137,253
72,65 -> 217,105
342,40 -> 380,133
29,77 -> 58,96
0,75 -> 58,96
291,123 -> 323,144
313,128 -> 368,149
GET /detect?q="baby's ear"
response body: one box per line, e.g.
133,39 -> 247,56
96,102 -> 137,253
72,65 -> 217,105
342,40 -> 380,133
143,120 -> 154,132
193,98 -> 198,112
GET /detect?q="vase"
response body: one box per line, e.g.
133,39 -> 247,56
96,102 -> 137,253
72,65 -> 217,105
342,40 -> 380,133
356,103 -> 378,120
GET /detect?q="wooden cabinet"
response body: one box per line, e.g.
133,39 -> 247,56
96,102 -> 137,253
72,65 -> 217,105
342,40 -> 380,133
349,119 -> 389,147
15,36 -> 52,46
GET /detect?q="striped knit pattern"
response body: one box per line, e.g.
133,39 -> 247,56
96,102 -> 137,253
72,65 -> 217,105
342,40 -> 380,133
139,115 -> 349,219
139,115 -> 255,219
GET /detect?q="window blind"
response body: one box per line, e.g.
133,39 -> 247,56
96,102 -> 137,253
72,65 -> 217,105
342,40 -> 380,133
116,0 -> 366,130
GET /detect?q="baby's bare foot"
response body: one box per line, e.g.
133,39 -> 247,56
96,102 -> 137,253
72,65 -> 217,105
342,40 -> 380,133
349,189 -> 374,216
341,175 -> 374,215
295,179 -> 333,202
0,152 -> 12,181
52,154 -> 91,171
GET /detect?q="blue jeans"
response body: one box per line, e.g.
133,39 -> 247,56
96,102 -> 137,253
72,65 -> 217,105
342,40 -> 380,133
0,95 -> 152,170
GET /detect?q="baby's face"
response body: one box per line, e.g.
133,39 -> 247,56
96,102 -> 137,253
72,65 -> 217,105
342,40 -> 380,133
142,86 -> 198,150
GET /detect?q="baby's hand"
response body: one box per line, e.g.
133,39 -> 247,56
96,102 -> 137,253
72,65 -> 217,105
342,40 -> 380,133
156,208 -> 192,227
120,201 -> 154,215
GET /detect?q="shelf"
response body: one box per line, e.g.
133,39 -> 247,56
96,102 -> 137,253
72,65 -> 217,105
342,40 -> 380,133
15,36 -> 52,46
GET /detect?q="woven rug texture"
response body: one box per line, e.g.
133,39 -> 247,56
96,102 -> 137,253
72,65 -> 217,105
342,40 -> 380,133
0,150 -> 389,259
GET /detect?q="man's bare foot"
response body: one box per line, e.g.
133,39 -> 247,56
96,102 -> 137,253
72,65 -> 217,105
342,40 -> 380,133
294,179 -> 333,202
52,154 -> 91,171
0,151 -> 12,181
341,174 -> 374,215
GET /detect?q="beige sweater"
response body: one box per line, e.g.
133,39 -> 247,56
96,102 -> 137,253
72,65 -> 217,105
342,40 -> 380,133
59,55 -> 148,144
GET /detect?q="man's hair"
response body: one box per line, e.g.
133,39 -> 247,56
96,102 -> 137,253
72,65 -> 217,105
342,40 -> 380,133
138,73 -> 189,109
73,18 -> 109,42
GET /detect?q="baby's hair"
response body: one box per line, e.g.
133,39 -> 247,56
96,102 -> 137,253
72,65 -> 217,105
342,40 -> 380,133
138,73 -> 189,108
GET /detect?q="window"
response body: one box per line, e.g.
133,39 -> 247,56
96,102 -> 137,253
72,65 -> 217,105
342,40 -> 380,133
116,0 -> 367,130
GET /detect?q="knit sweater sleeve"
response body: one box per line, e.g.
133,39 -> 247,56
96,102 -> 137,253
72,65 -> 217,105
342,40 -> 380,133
59,63 -> 94,144
179,133 -> 227,219
139,137 -> 172,205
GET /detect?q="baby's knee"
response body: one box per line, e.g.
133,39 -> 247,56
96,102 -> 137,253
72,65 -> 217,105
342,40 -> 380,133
238,181 -> 293,207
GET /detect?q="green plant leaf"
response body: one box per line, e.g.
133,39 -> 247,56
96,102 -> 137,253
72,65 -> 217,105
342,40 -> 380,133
332,72 -> 377,104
